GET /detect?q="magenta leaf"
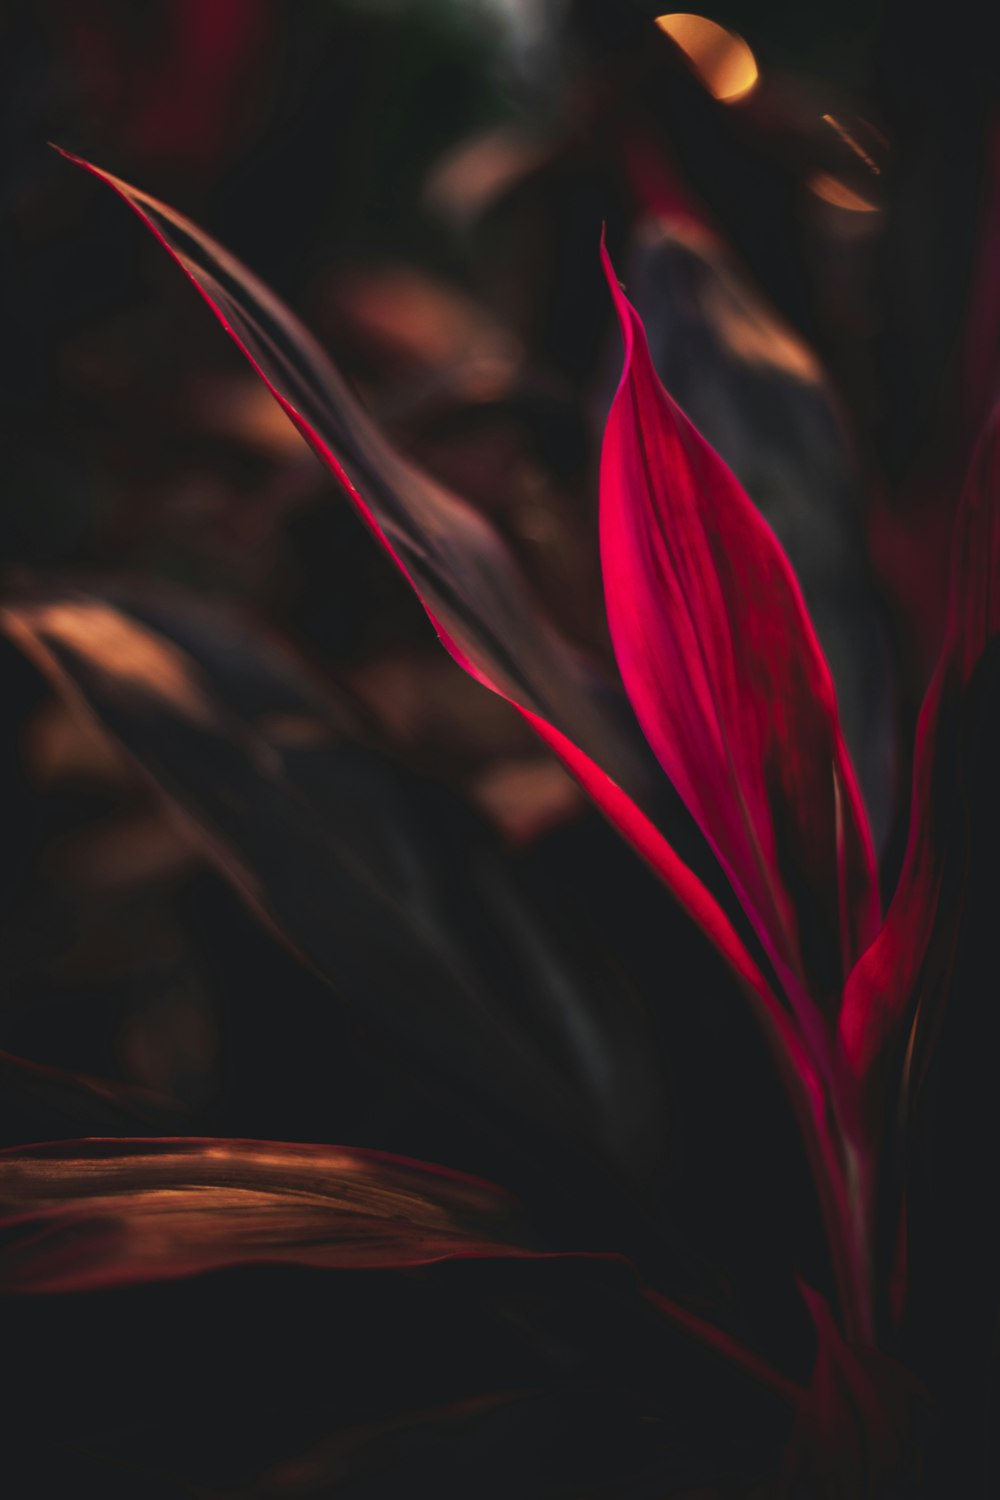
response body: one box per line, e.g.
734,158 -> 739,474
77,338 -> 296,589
49,156 -> 872,1334
51,150 -> 810,1099
599,239 -> 879,1017
627,217 -> 893,842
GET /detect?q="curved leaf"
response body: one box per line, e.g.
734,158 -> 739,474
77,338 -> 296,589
599,237 -> 879,1020
50,150 -> 798,1075
48,154 -> 860,1328
0,1135 -> 800,1419
49,147 -> 628,787
627,217 -> 893,847
0,585 -> 676,1209
0,1136 -> 529,1294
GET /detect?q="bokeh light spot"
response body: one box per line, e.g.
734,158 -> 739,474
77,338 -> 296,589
655,13 -> 759,103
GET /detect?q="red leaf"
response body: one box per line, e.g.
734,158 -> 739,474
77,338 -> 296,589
840,408 -> 1000,1099
599,238 -> 879,1018
51,150 -> 801,1087
51,156 -> 862,1319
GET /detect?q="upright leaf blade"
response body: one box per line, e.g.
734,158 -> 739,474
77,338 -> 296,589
49,157 -> 862,1316
599,239 -> 879,1018
51,150 -> 803,1095
627,216 -> 893,845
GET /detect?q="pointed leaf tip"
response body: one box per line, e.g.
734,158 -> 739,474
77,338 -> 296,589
599,244 -> 879,1015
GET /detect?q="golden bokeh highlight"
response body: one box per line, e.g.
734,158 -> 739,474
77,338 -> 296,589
808,171 -> 880,214
655,13 -> 759,103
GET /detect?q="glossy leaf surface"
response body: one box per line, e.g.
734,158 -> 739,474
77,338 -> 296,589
600,239 -> 879,1016
627,217 -> 893,846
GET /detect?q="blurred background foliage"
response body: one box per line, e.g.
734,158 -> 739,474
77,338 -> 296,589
0,1 -> 998,1453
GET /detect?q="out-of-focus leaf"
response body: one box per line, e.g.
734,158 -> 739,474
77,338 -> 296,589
898,640 -> 1000,1489
840,409 -> 1000,1106
0,1135 -> 803,1411
0,1136 -> 531,1293
0,585 -> 674,1217
600,239 -> 879,1021
226,1382 -> 780,1499
785,1284 -> 920,1497
627,217 -> 893,846
49,156 -> 861,1330
3,1250 -> 796,1495
50,148 -> 631,787
960,121 -> 1000,458
838,413 -> 1000,1382
0,1048 -> 184,1137
53,150 -> 806,1105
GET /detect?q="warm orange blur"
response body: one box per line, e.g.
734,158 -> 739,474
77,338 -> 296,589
4,601 -> 214,723
655,13 -> 759,103
808,171 -> 880,214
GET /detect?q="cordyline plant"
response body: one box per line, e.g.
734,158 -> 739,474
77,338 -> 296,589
1,149 -> 997,1495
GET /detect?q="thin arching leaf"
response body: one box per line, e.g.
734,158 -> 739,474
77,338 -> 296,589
0,1137 -> 800,1414
0,1137 -> 529,1293
48,156 -> 862,1327
48,147 -> 631,790
51,149 -> 800,1082
599,238 -> 879,1021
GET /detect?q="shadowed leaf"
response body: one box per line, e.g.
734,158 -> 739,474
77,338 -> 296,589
47,155 -> 869,1340
841,408 -> 1000,1109
52,149 -> 811,1114
2,1250 -> 796,1495
0,1048 -> 184,1138
1,584 -> 674,1208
